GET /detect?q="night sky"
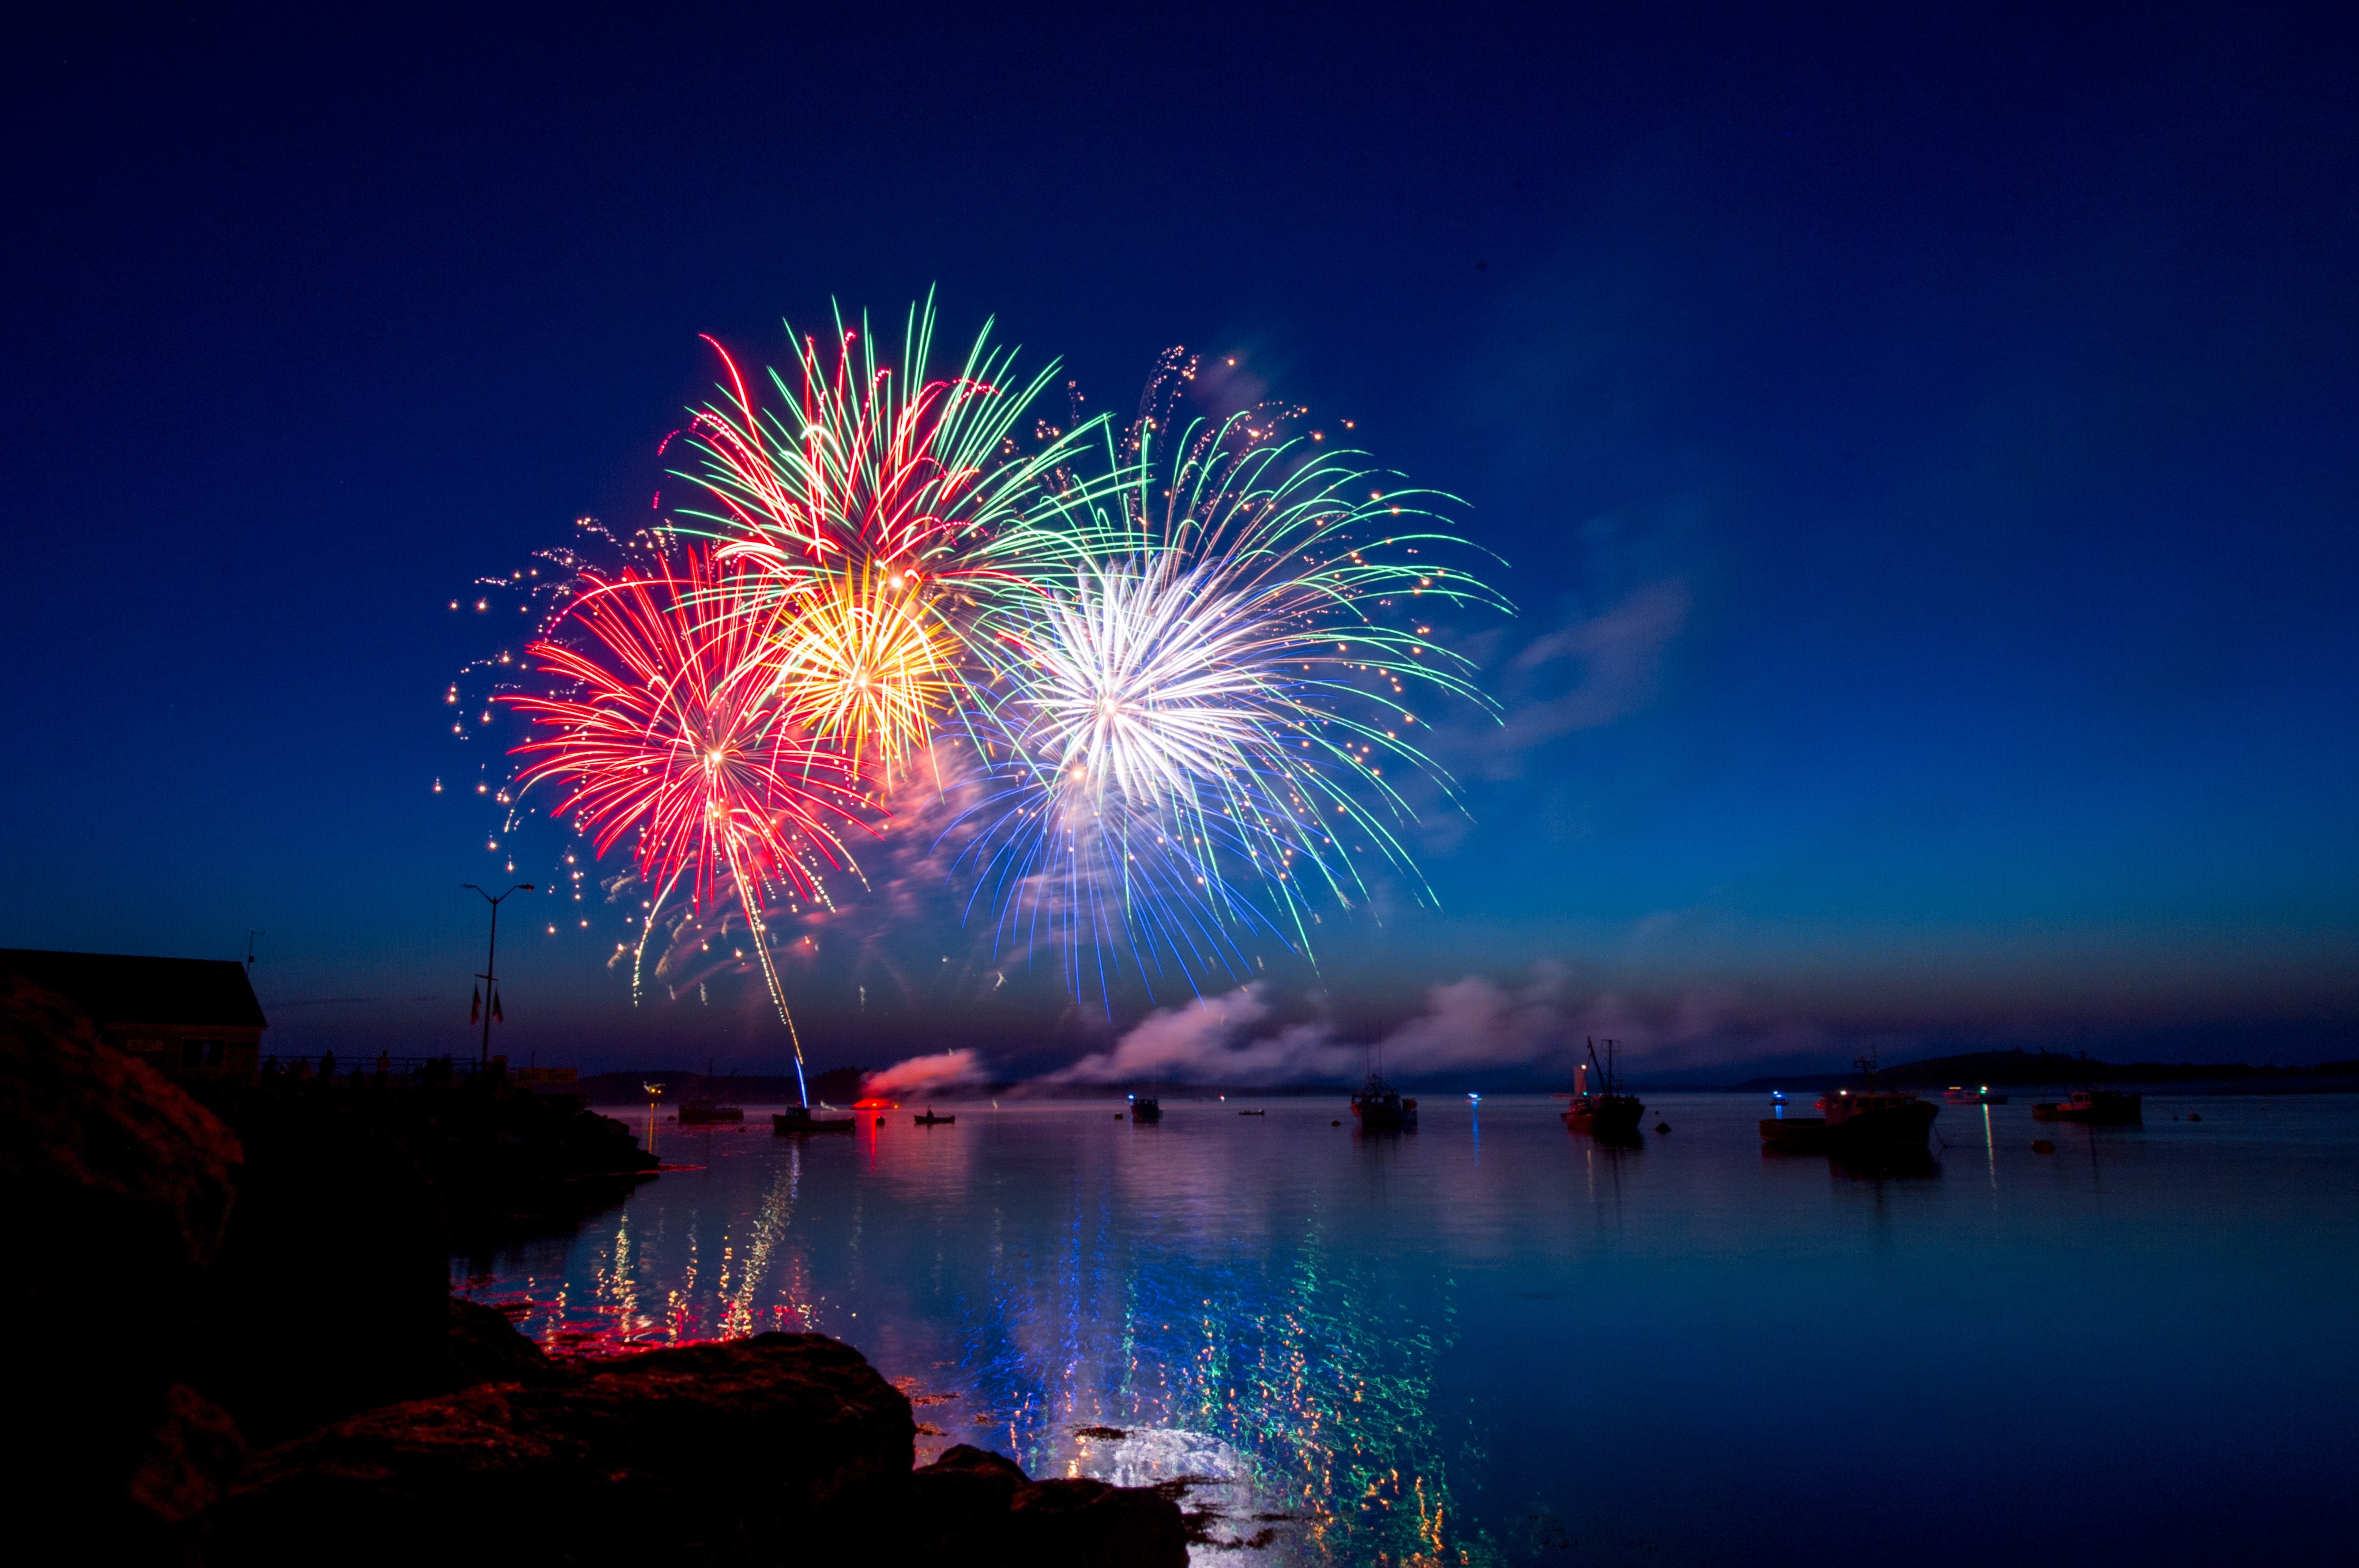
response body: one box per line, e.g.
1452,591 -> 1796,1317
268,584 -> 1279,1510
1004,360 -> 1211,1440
6,3 -> 2354,1079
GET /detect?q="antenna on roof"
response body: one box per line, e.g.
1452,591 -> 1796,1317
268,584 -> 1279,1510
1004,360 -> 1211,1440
244,931 -> 264,969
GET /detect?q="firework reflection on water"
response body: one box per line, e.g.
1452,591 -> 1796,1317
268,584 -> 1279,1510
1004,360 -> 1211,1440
457,1102 -> 1496,1566
454,1092 -> 2359,1567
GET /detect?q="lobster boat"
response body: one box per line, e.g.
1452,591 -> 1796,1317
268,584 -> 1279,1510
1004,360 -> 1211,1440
1762,1054 -> 1939,1152
1562,1039 -> 1645,1139
1351,1073 -> 1418,1129
2032,1088 -> 2142,1124
771,1106 -> 855,1134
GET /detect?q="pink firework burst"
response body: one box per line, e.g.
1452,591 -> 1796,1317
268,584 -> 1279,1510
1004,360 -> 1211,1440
501,544 -> 875,1083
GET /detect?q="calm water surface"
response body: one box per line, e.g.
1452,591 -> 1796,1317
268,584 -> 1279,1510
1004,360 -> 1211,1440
455,1093 -> 2359,1566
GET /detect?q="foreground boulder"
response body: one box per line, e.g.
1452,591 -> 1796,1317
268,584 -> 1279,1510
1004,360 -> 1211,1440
446,1295 -> 570,1388
901,1444 -> 1189,1564
1007,1472 -> 1193,1565
217,1333 -> 909,1563
217,1334 -> 1188,1566
0,977 -> 247,1559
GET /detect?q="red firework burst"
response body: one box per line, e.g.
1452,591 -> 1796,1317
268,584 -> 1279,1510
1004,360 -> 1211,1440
501,543 -> 872,955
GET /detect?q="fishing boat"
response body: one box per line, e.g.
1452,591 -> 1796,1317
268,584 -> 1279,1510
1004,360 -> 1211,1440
1761,1054 -> 1939,1151
1943,1084 -> 2009,1105
1350,1073 -> 1418,1129
771,1105 -> 855,1134
1128,1095 -> 1162,1122
2032,1088 -> 2143,1124
913,1109 -> 956,1126
1562,1039 -> 1645,1139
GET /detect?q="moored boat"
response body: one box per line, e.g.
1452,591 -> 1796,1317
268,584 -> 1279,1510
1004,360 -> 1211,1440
913,1109 -> 956,1126
1562,1039 -> 1645,1139
771,1106 -> 855,1134
1943,1084 -> 2009,1105
2032,1088 -> 2142,1124
1761,1055 -> 1939,1151
679,1100 -> 744,1125
1128,1095 -> 1162,1122
1350,1073 -> 1418,1129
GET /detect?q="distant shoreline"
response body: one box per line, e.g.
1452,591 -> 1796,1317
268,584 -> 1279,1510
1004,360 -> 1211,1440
577,1046 -> 2359,1112
1726,1046 -> 2359,1095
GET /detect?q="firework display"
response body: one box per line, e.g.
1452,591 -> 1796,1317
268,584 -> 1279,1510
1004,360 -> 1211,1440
948,387 -> 1503,1007
468,304 -> 1502,1042
498,543 -> 874,1099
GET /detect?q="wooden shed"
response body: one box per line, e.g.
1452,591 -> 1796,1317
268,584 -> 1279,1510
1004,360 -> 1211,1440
0,948 -> 268,1073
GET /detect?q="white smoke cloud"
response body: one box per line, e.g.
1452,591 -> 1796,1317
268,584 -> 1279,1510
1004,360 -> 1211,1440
1046,985 -> 1363,1084
864,1048 -> 988,1098
1376,968 -> 1568,1073
1044,966 -> 1585,1086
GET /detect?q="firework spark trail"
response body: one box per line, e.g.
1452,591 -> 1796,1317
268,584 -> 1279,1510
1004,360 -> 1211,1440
947,396 -> 1506,1008
499,543 -> 876,1101
671,296 -> 1131,782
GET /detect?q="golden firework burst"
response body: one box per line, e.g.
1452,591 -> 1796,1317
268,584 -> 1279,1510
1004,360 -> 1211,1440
768,560 -> 955,784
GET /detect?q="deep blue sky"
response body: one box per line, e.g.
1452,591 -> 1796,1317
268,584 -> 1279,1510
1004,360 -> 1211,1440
4,2 -> 2353,1076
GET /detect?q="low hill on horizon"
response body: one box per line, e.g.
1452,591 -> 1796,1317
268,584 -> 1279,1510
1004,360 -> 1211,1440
1729,1047 -> 2359,1093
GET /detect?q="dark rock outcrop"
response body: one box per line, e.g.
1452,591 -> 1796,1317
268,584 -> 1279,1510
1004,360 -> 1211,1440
184,1080 -> 456,1445
904,1443 -> 1031,1553
185,1068 -> 659,1257
900,1444 -> 1190,1564
217,1336 -> 1188,1567
1007,1474 -> 1194,1565
6,982 -> 1182,1564
0,977 -> 248,1558
180,1071 -> 659,1445
218,1333 -> 908,1563
446,1295 -> 569,1388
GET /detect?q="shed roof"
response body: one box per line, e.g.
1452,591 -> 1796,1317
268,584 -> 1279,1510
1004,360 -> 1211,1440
0,949 -> 269,1031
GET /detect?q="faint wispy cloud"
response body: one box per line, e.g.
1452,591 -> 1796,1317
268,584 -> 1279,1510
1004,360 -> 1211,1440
1487,580 -> 1687,772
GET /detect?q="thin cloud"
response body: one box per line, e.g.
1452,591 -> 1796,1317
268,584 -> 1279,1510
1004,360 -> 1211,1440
1470,580 -> 1689,778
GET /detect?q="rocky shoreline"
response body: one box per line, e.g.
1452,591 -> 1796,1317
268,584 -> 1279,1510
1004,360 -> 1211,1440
2,977 -> 1186,1563
223,1324 -> 1186,1566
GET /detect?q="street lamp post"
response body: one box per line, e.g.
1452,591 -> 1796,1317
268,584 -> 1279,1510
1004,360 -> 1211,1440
463,883 -> 534,1068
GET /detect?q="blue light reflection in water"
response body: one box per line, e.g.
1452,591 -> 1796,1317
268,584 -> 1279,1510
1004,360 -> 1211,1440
456,1094 -> 2359,1566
